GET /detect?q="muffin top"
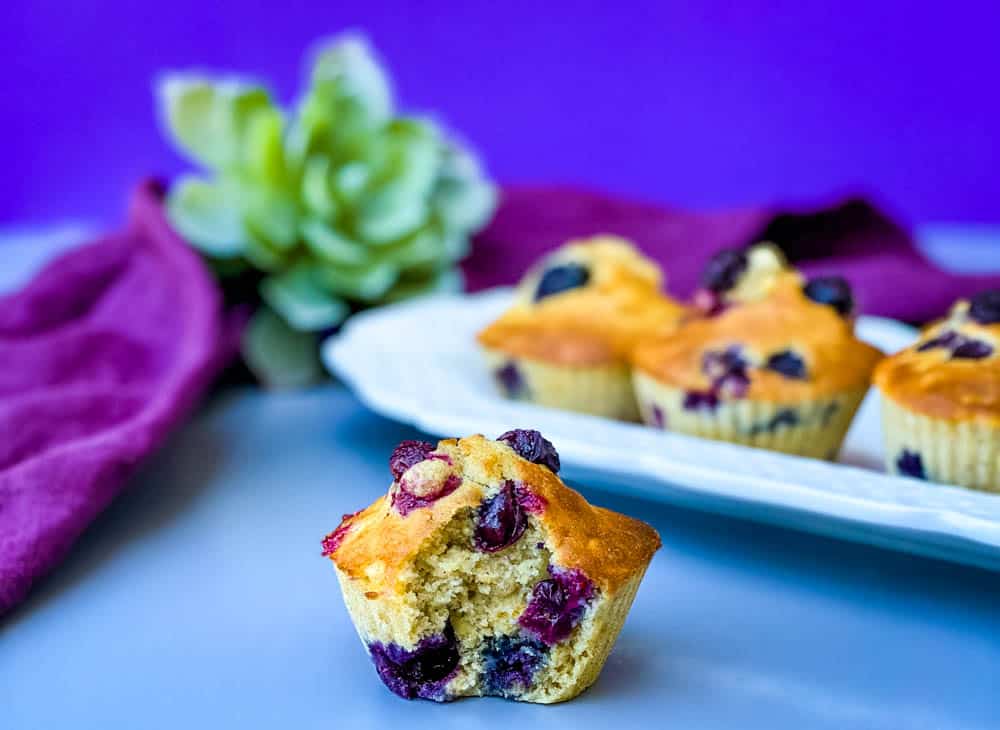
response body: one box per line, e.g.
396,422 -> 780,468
632,244 -> 883,402
874,291 -> 1000,423
324,431 -> 660,596
477,236 -> 684,366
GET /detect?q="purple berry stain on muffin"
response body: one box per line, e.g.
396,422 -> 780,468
803,276 -> 854,316
519,566 -> 596,645
495,361 -> 527,399
702,345 -> 751,398
321,510 -> 362,556
389,440 -> 436,481
682,345 -> 757,411
393,461 -> 462,517
368,623 -> 460,700
916,331 -> 961,352
691,288 -> 728,317
480,635 -> 550,697
916,331 -> 994,360
896,450 -> 926,480
683,390 -> 720,412
968,290 -> 1000,325
497,429 -> 561,473
702,248 -> 748,293
765,350 -> 808,379
748,408 -> 800,436
534,263 -> 591,301
518,488 -> 548,515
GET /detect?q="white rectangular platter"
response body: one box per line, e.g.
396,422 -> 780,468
324,288 -> 1000,571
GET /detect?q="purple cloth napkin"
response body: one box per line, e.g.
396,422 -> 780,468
466,186 -> 1000,323
0,180 -> 239,617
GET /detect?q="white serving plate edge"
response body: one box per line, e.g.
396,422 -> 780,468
324,288 -> 1000,570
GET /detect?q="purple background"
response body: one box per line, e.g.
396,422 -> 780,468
4,2 -> 998,227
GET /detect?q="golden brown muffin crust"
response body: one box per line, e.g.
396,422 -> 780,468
477,236 -> 684,366
330,435 -> 661,595
632,274 -> 883,400
874,303 -> 1000,424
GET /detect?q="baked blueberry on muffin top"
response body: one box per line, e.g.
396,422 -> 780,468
323,430 -> 660,703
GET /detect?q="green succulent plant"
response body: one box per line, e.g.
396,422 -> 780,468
157,33 -> 497,386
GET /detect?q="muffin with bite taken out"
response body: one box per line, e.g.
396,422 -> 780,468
874,290 -> 1000,492
322,429 -> 660,703
477,236 -> 684,421
631,243 -> 883,459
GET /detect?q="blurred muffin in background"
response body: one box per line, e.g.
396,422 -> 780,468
631,243 -> 883,459
874,290 -> 1000,492
478,236 -> 684,420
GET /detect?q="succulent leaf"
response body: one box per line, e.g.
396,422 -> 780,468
242,306 -> 323,388
159,74 -> 274,171
309,32 -> 393,126
159,33 -> 498,386
317,259 -> 399,302
300,218 -> 369,266
166,175 -> 249,258
261,266 -> 350,332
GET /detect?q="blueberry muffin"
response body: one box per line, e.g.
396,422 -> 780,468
631,243 -> 883,459
477,236 -> 684,420
874,291 -> 1000,491
322,430 -> 660,703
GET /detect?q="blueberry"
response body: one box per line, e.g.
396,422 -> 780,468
702,346 -> 747,382
474,481 -> 528,552
969,290 -> 1000,325
368,624 -> 460,700
534,263 -> 590,301
683,390 -> 720,411
895,450 -> 926,480
749,408 -> 800,436
765,350 -> 807,379
916,331 -> 961,352
389,441 -> 435,481
701,248 -> 749,293
916,331 -> 994,360
716,372 -> 750,399
951,339 -> 994,359
650,404 -> 667,429
771,408 -> 799,430
480,635 -> 549,697
701,346 -> 750,398
497,429 -> 561,473
495,361 -> 527,398
803,276 -> 854,316
519,567 -> 596,645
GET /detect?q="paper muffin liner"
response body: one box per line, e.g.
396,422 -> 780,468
880,396 -> 1000,493
482,348 -> 639,421
632,371 -> 867,460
